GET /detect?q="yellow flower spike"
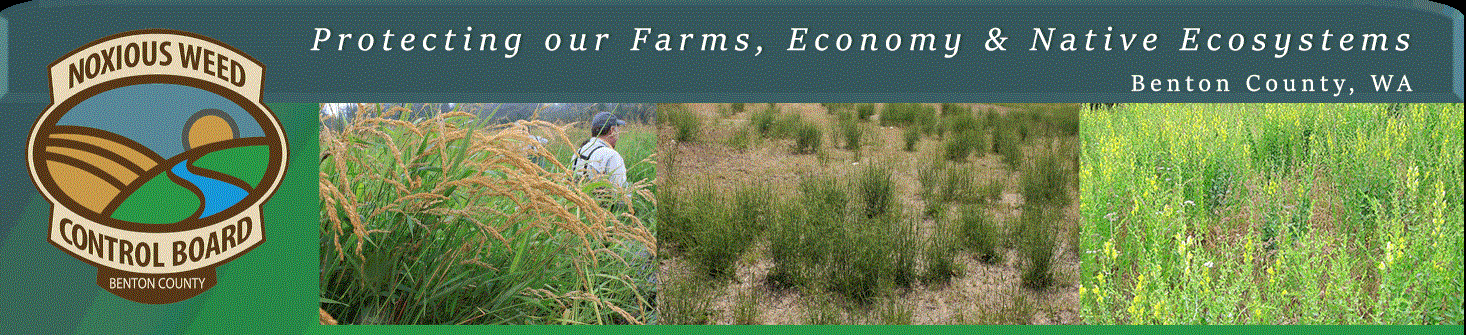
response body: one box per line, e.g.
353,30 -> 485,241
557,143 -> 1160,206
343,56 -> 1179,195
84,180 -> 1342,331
1175,232 -> 1186,255
1245,240 -> 1255,265
1383,241 -> 1396,267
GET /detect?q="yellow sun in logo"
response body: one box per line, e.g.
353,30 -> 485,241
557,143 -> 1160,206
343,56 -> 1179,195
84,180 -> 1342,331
183,108 -> 239,150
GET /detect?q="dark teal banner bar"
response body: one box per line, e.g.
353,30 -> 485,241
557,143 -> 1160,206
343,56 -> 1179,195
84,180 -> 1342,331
1,1 -> 1461,103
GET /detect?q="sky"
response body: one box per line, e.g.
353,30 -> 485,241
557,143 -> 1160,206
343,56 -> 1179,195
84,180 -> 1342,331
57,83 -> 265,158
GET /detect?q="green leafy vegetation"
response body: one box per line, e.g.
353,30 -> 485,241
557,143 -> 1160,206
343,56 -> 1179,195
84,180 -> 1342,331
1081,103 -> 1464,325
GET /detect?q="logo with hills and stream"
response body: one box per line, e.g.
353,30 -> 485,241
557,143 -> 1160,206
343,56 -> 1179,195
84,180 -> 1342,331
26,30 -> 288,304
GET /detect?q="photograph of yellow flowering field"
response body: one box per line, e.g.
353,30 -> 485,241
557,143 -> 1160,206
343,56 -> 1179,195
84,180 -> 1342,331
1080,103 -> 1463,324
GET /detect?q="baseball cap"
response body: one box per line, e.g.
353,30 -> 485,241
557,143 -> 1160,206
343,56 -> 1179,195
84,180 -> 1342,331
590,112 -> 626,136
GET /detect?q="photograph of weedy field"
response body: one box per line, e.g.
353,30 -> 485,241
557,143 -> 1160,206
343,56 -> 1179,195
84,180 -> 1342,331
318,103 -> 658,324
1080,103 -> 1464,324
657,103 -> 1080,324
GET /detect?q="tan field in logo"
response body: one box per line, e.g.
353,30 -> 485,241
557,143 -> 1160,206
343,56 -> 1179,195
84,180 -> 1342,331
38,126 -> 163,214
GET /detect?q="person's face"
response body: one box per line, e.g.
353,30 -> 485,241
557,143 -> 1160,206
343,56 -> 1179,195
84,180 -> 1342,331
605,125 -> 620,147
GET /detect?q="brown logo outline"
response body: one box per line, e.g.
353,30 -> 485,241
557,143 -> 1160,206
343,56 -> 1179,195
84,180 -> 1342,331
25,29 -> 289,304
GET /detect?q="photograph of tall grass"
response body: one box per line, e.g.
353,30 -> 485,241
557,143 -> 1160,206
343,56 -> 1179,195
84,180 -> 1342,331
319,103 -> 658,324
1080,103 -> 1464,324
657,103 -> 1080,324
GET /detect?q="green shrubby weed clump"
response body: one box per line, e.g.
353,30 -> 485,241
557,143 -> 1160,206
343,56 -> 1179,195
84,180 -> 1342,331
802,174 -> 850,213
855,103 -> 877,121
733,183 -> 775,233
1022,146 -> 1071,208
764,169 -> 923,304
826,211 -> 919,303
733,291 -> 762,325
979,178 -> 1004,204
766,176 -> 846,289
836,118 -> 865,152
752,105 -> 779,136
1018,209 -> 1057,289
726,127 -> 755,151
833,107 -> 856,123
765,199 -> 807,288
874,298 -> 916,325
690,208 -> 754,280
888,215 -> 920,289
663,182 -> 756,281
880,103 -> 928,127
940,166 -> 977,204
663,104 -> 703,142
660,273 -> 716,325
792,120 -> 823,154
917,105 -> 941,135
1249,119 -> 1312,174
994,127 -> 1024,168
958,206 -> 1003,263
822,103 -> 854,114
1046,105 -> 1081,137
773,112 -> 805,139
943,110 -> 980,133
827,222 -> 889,302
917,158 -> 948,218
942,113 -> 985,162
943,133 -> 984,162
924,220 -> 964,284
941,103 -> 971,117
903,127 -> 921,152
1017,148 -> 1072,289
659,183 -> 708,254
857,164 -> 895,218
942,136 -> 970,162
801,294 -> 847,325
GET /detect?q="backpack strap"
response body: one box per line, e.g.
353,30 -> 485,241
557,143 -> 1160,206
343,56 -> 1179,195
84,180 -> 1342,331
578,145 -> 606,161
573,142 -> 608,173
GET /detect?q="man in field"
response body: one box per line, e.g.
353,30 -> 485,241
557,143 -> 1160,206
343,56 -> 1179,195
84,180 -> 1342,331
572,112 -> 627,188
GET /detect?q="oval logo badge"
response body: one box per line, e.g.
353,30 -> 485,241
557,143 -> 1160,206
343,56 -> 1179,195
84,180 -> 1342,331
26,29 -> 288,304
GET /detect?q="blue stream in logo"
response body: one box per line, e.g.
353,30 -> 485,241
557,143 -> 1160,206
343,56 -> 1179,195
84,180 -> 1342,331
170,160 -> 247,218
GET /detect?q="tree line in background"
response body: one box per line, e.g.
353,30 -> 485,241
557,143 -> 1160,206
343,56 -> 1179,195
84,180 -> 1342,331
320,103 -> 655,130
